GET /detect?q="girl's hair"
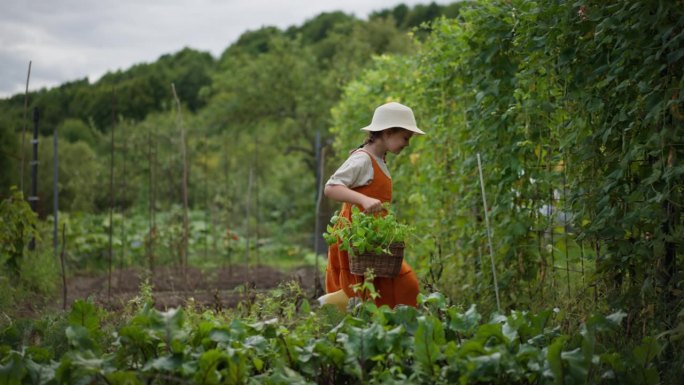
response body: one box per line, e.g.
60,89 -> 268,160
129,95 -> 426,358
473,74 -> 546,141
350,127 -> 402,154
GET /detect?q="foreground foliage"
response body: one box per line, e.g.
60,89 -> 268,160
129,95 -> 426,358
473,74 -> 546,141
0,286 -> 661,385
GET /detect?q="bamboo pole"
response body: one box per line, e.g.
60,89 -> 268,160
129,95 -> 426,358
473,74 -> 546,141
245,167 -> 253,265
314,144 -> 327,297
203,137 -> 209,261
20,61 -> 31,194
107,86 -> 116,300
223,135 -> 231,270
171,83 -> 189,272
314,129 -> 321,255
60,223 -> 67,310
563,154 -> 571,294
254,134 -> 260,266
151,123 -> 158,269
476,153 -> 501,312
53,120 -> 59,257
547,133 -> 556,300
119,122 -> 127,283
147,123 -> 154,271
28,108 -> 39,251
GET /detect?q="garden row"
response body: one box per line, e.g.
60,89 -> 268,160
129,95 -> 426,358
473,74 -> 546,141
0,281 -> 659,385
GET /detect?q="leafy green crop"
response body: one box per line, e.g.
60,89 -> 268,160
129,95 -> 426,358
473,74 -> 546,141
0,288 -> 661,384
323,205 -> 412,255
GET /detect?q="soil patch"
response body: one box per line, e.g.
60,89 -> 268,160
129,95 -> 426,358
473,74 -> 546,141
63,264 -> 323,311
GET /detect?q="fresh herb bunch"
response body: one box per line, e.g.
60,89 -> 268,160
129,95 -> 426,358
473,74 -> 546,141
323,204 -> 412,255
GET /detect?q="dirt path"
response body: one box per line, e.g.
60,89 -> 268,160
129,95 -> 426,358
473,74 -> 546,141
63,264 -> 322,311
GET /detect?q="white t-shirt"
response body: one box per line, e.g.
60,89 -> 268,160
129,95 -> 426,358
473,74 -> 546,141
326,150 -> 391,189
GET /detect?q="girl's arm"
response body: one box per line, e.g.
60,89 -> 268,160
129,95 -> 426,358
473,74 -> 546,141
324,184 -> 383,213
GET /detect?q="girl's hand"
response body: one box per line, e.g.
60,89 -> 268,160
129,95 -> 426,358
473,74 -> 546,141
324,184 -> 383,213
361,197 -> 383,214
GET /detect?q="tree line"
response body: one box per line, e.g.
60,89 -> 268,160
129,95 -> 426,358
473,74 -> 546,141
0,2 -> 463,228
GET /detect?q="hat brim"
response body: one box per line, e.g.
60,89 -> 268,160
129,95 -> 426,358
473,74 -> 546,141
360,125 -> 425,135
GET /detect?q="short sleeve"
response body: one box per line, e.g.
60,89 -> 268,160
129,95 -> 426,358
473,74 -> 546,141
326,152 -> 374,188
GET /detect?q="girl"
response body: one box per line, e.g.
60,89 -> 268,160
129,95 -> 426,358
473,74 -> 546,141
322,102 -> 424,310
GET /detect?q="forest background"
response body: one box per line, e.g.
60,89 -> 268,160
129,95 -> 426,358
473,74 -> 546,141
1,0 -> 683,382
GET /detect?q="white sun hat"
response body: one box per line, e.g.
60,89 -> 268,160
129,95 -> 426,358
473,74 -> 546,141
361,102 -> 425,135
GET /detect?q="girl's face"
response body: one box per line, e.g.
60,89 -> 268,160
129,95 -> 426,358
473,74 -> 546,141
383,128 -> 414,154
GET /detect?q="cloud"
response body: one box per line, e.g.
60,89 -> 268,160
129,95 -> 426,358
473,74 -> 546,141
0,0 -> 452,98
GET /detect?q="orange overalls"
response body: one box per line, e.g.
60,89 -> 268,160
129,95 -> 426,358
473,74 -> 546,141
325,150 -> 420,308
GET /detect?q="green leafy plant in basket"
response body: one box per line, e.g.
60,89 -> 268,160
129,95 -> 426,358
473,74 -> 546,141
323,204 -> 412,255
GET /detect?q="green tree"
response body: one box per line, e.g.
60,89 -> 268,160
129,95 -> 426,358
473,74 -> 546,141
58,118 -> 101,148
34,136 -> 105,214
0,115 -> 19,194
219,26 -> 283,59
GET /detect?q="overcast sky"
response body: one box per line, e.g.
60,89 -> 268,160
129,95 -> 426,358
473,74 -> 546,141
1,0 -> 453,98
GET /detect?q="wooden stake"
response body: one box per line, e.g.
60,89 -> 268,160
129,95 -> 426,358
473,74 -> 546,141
28,108 -> 39,251
314,145 -> 327,297
60,223 -> 67,310
146,122 -> 157,272
203,137 -> 208,262
171,83 -> 190,273
20,61 -> 31,194
476,153 -> 501,312
53,119 -> 59,256
254,134 -> 260,266
119,122 -> 127,281
245,167 -> 253,265
107,86 -> 116,300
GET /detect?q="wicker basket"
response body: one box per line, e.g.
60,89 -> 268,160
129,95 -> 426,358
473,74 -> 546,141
349,242 -> 404,278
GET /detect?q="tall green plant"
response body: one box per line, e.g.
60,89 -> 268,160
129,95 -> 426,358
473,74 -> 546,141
0,187 -> 39,275
330,1 -> 683,355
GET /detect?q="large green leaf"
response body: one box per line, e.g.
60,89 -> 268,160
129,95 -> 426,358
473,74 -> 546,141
68,300 -> 100,333
414,315 -> 445,376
